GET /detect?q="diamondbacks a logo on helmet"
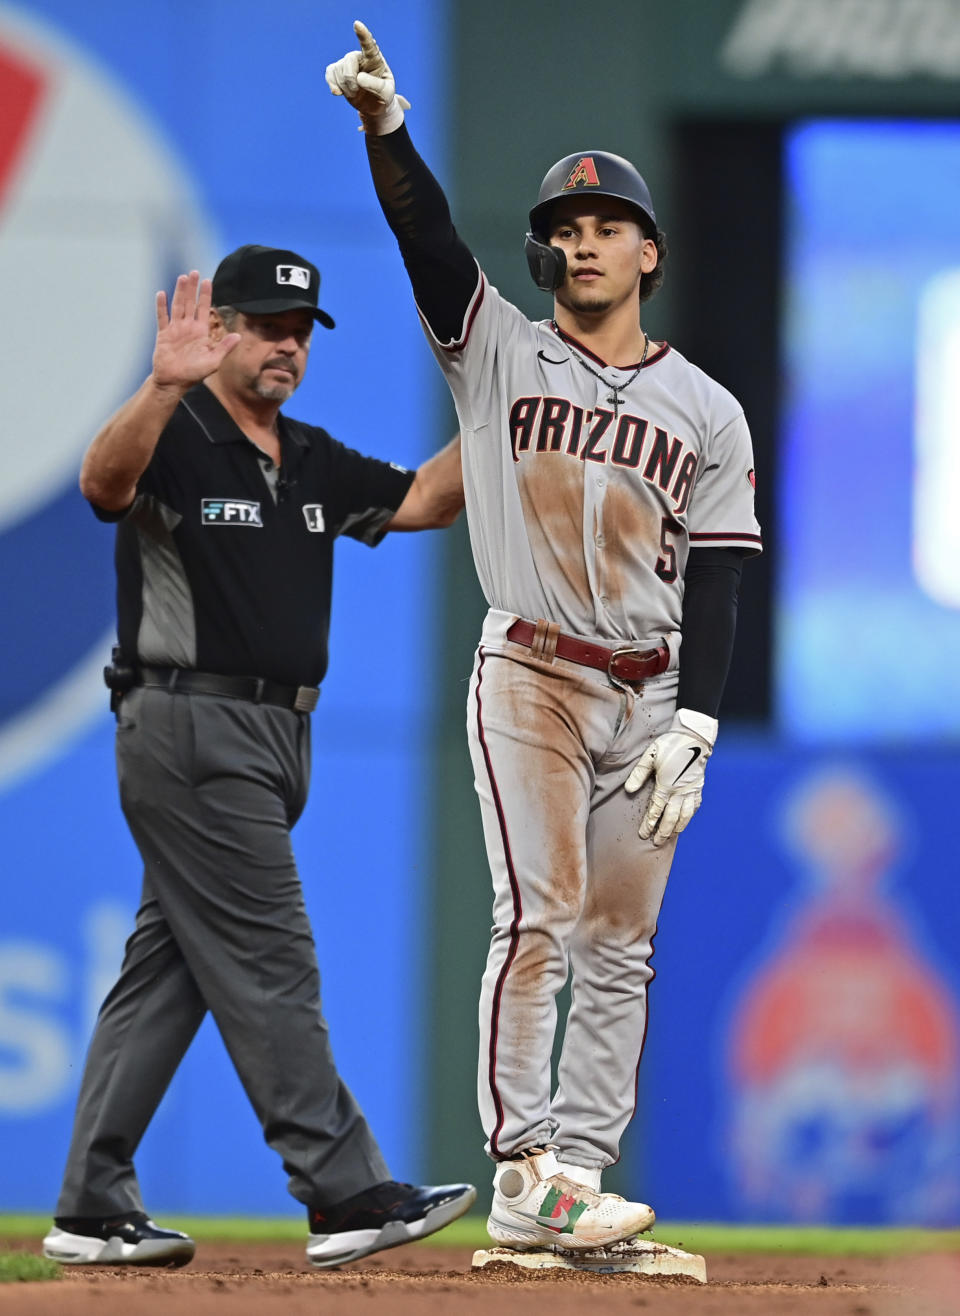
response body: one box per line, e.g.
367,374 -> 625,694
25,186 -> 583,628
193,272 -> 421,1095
562,156 -> 601,190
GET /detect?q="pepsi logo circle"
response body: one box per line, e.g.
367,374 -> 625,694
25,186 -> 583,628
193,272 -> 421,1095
0,6 -> 216,783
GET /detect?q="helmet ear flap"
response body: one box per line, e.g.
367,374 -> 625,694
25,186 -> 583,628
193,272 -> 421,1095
524,233 -> 567,292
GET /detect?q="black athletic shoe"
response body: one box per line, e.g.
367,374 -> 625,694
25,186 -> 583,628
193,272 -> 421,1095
42,1212 -> 195,1267
306,1180 -> 476,1268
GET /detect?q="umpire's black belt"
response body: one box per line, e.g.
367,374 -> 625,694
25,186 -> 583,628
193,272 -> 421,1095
136,667 -> 320,713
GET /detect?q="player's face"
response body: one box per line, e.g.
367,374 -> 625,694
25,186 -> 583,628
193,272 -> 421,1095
212,309 -> 314,403
548,197 -> 657,317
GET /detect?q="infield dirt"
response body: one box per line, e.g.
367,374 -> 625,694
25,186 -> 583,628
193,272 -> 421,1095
1,1238 -> 958,1314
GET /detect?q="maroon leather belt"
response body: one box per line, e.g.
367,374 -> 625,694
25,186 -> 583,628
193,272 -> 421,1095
506,619 -> 670,685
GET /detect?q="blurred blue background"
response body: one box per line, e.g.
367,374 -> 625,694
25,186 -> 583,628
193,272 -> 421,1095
777,120 -> 960,740
1,0 -> 958,1227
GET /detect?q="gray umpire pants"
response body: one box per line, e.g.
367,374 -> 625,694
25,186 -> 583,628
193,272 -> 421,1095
56,686 -> 388,1218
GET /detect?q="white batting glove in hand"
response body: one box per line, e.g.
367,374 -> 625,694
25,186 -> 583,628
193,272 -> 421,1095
325,20 -> 410,135
624,708 -> 718,847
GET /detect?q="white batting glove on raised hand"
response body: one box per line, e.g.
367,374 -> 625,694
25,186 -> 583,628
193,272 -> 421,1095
325,20 -> 410,135
624,708 -> 718,847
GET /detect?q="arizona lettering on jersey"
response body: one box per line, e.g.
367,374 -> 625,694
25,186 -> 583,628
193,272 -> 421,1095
420,272 -> 762,648
508,396 -> 698,514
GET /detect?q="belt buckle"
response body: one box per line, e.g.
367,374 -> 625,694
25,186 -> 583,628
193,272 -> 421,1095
293,686 -> 320,713
607,646 -> 649,683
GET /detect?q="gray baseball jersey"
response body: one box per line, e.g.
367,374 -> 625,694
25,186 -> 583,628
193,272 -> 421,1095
424,270 -> 762,651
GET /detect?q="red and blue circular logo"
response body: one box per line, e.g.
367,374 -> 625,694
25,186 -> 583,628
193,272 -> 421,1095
0,7 -> 216,783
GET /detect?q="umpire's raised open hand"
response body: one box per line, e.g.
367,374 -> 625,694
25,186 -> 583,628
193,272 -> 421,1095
325,20 -> 409,132
152,270 -> 240,391
79,272 -> 240,511
624,708 -> 719,847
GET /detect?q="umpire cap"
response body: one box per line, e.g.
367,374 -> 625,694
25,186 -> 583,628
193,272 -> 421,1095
212,245 -> 335,329
528,151 -> 657,237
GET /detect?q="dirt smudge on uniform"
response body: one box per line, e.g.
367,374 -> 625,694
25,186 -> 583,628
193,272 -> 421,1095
596,480 -> 663,626
482,652 -> 598,1054
515,457 -> 588,612
504,933 -> 559,1053
485,651 -> 599,914
579,824 -> 673,946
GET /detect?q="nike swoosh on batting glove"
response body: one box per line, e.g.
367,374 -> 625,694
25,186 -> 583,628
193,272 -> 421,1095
624,708 -> 718,847
325,20 -> 411,134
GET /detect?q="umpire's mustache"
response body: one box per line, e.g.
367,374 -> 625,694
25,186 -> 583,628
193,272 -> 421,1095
262,357 -> 299,379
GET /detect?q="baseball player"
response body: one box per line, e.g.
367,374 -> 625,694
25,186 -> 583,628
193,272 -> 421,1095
327,22 -> 761,1252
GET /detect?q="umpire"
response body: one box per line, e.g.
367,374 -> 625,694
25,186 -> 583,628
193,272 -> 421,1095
42,247 -> 473,1270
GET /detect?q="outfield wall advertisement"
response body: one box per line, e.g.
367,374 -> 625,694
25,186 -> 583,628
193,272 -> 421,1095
637,747 -> 960,1225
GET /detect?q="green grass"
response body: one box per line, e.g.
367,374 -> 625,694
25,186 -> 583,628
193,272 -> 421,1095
643,1224 -> 960,1257
1,1214 -> 957,1257
0,1252 -> 61,1283
438,1218 -> 960,1256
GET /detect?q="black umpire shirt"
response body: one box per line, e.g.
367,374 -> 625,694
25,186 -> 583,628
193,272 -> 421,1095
93,383 -> 415,688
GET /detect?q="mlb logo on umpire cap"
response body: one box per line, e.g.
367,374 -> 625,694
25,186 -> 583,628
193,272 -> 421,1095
212,245 -> 335,328
277,264 -> 310,290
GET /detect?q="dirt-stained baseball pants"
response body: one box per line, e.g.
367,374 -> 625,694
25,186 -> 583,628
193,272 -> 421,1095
468,608 -> 679,1175
56,685 -> 388,1217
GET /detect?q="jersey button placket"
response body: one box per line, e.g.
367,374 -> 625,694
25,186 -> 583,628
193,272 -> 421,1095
593,457 -> 611,613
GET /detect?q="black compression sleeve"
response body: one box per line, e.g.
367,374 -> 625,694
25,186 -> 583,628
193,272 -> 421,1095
364,125 -> 479,343
676,548 -> 744,718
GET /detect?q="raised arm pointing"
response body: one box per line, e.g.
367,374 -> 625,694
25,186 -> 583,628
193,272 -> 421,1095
327,22 -> 479,345
325,20 -> 410,133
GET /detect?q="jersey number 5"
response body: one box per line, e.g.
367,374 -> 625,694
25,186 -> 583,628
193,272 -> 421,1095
655,516 -> 683,583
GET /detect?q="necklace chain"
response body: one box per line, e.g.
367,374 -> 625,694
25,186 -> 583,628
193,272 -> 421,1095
551,321 -> 649,416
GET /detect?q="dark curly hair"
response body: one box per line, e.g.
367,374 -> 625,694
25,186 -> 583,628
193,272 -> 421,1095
639,225 -> 668,305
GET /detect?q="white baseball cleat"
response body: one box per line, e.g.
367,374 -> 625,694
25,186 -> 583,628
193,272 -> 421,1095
486,1148 -> 655,1251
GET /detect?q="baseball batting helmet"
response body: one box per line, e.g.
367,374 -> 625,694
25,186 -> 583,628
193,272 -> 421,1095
525,151 -> 657,292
